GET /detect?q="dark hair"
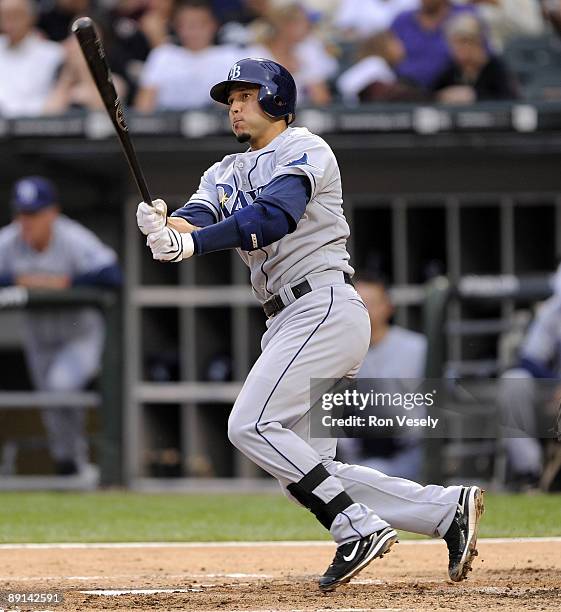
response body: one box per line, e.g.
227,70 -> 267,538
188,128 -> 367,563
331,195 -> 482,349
354,270 -> 389,289
175,0 -> 215,17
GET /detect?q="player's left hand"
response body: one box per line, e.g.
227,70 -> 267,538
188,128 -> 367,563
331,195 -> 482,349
147,226 -> 194,262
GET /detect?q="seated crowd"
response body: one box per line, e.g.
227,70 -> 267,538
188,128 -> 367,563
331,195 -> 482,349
0,0 -> 560,117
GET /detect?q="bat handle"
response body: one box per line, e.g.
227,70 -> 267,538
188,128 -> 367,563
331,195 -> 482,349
124,139 -> 152,205
137,178 -> 153,207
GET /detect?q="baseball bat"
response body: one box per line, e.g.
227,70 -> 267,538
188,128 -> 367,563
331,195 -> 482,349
71,16 -> 153,205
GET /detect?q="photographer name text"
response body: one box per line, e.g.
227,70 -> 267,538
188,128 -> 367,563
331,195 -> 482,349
321,414 -> 439,429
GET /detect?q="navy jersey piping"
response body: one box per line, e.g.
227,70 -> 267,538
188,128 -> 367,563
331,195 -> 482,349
248,149 -> 275,189
259,248 -> 273,295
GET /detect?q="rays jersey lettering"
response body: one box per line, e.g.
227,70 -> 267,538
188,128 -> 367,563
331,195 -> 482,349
217,183 -> 266,217
182,127 -> 354,302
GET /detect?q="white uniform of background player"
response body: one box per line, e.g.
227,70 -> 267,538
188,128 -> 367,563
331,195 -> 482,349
137,58 -> 483,590
0,176 -> 121,475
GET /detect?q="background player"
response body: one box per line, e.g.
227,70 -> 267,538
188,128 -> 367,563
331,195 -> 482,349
338,272 -> 427,481
499,263 -> 561,490
136,58 -> 484,591
0,176 -> 121,475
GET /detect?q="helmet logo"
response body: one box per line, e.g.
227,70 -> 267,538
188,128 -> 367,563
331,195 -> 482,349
229,64 -> 241,79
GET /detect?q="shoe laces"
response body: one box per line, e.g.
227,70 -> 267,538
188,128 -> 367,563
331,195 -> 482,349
329,540 -> 355,568
331,544 -> 347,563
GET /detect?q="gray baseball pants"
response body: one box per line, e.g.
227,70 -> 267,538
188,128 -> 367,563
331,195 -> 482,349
24,313 -> 105,469
228,272 -> 461,545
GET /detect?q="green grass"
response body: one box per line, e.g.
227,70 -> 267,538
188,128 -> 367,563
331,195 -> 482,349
0,492 -> 559,543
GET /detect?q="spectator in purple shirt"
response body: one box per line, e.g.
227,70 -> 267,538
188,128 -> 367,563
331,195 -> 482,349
391,0 -> 479,89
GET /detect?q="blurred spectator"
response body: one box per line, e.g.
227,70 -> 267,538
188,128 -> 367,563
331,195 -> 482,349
44,34 -> 129,113
214,0 -> 270,46
337,30 -> 428,102
135,0 -> 240,111
433,14 -> 517,103
0,177 -> 121,476
112,0 -> 148,21
250,2 -> 337,105
211,0 -> 270,25
293,0 -> 340,23
0,0 -> 63,117
337,274 -> 427,481
37,0 -> 91,42
100,9 -> 152,99
391,0 -> 479,90
542,0 -> 561,37
333,0 -> 419,39
138,0 -> 176,48
470,0 -> 544,51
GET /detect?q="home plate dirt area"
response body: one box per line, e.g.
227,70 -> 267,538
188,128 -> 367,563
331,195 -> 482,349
0,539 -> 560,611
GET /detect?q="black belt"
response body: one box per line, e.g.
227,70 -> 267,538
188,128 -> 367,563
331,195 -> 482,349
263,273 -> 353,318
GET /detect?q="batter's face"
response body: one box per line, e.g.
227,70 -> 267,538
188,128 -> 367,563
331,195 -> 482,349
227,84 -> 285,149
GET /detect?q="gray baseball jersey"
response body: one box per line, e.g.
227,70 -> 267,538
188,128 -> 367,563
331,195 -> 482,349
0,215 -> 116,345
358,327 -> 427,379
183,125 -> 462,546
519,296 -> 561,375
357,326 -> 427,430
0,215 -> 117,466
183,126 -> 353,302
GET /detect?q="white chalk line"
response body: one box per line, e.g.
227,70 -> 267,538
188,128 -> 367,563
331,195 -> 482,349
0,536 -> 560,550
80,588 -> 212,595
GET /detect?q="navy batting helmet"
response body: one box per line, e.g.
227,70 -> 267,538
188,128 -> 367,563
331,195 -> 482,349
210,58 -> 297,124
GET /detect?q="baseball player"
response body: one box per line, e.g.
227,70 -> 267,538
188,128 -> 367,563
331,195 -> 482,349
499,264 -> 561,489
0,176 -> 121,475
338,273 -> 427,481
136,58 -> 484,591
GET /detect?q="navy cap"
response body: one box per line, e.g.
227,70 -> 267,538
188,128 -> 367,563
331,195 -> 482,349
11,176 -> 59,214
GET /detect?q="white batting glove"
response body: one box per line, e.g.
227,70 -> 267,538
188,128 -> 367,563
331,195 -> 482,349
146,226 -> 195,263
136,199 -> 167,235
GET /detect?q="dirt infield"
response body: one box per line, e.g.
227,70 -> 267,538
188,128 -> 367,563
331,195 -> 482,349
0,539 -> 560,611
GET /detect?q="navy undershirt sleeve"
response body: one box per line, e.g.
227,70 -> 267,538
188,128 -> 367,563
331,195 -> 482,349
0,272 -> 14,287
518,356 -> 557,379
192,174 -> 311,255
257,174 -> 311,229
171,202 -> 217,228
72,263 -> 122,287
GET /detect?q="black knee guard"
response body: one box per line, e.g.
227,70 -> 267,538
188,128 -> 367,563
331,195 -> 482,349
287,463 -> 353,530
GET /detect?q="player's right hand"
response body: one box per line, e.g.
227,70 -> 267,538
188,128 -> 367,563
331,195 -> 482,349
137,199 -> 167,235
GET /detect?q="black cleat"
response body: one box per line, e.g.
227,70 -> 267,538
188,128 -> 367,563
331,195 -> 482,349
444,486 -> 485,582
319,526 -> 398,592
